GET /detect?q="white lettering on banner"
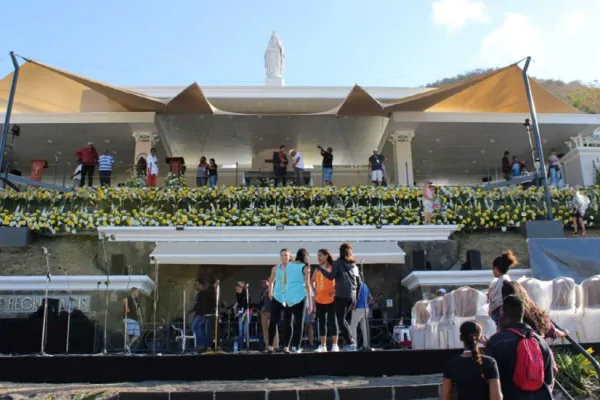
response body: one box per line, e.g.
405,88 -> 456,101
0,295 -> 91,314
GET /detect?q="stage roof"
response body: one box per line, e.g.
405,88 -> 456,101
0,58 -> 582,116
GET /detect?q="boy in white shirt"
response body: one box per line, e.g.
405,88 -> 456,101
290,149 -> 305,186
72,159 -> 82,189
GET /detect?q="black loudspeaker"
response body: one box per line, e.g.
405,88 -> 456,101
412,250 -> 427,271
111,254 -> 127,275
461,250 -> 482,270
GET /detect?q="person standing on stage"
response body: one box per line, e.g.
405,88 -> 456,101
234,281 -> 251,350
259,276 -> 279,352
313,249 -> 339,353
146,147 -> 159,187
122,287 -> 142,352
350,281 -> 372,350
267,248 -> 313,353
189,279 -> 207,351
75,141 -> 99,187
314,243 -> 362,351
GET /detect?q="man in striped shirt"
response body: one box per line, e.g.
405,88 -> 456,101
98,150 -> 115,187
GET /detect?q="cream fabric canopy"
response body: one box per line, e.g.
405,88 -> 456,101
150,241 -> 405,265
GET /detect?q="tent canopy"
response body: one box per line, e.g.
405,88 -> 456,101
150,241 -> 405,265
0,57 -> 582,116
384,64 -> 580,115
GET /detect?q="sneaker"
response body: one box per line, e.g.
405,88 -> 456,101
293,348 -> 303,354
315,345 -> 327,353
343,344 -> 357,352
330,344 -> 340,352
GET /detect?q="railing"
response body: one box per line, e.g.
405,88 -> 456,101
551,321 -> 600,399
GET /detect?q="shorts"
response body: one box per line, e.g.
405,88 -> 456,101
124,318 -> 140,336
422,200 -> 433,213
573,209 -> 583,218
371,169 -> 383,182
322,167 -> 333,182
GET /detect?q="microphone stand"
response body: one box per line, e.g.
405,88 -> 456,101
359,259 -> 372,351
123,266 -> 132,354
62,266 -> 73,355
152,259 -> 159,356
213,280 -> 220,353
40,247 -> 52,356
245,284 -> 250,353
101,235 -> 110,355
182,287 -> 187,353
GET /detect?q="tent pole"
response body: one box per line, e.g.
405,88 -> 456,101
522,57 -> 553,220
0,52 -> 20,181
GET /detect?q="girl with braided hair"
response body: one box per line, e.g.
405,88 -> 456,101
441,321 -> 503,400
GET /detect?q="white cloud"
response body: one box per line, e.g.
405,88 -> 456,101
480,13 -> 544,67
431,0 -> 489,33
557,12 -> 590,36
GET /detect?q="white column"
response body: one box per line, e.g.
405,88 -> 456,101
132,132 -> 159,165
390,131 -> 415,186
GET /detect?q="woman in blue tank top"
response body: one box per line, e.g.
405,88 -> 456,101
267,248 -> 313,353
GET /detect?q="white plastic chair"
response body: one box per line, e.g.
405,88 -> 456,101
579,275 -> 600,343
520,278 -> 553,312
410,300 -> 431,350
436,293 -> 455,349
451,287 -> 487,348
426,297 -> 444,349
171,324 -> 196,352
548,277 -> 582,342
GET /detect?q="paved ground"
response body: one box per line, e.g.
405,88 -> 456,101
0,374 -> 442,399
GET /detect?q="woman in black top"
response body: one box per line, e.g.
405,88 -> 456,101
208,158 -> 218,188
441,321 -> 502,400
234,281 -> 251,350
314,242 -> 361,351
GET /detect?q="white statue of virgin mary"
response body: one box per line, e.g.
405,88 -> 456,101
264,32 -> 285,79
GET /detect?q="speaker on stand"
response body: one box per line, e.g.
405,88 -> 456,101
461,250 -> 482,270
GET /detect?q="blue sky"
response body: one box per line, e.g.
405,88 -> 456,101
1,0 -> 598,87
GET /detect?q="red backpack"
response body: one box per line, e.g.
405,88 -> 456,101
506,328 -> 545,391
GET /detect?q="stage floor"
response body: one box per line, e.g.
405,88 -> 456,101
3,343 -> 597,384
0,349 -> 461,384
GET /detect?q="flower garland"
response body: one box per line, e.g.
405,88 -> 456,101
0,185 -> 597,234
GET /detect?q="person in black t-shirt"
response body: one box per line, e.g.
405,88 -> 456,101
318,145 -> 334,186
208,158 -> 218,188
441,321 -> 502,400
368,150 -> 384,186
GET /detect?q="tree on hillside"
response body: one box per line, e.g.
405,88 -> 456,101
425,71 -> 600,114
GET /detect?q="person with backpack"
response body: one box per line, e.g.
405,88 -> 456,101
441,321 -> 502,400
486,295 -> 555,399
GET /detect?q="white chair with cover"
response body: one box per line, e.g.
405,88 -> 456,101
475,303 -> 497,339
548,277 -> 582,342
520,278 -> 553,312
410,300 -> 431,350
426,297 -> 444,349
437,293 -> 455,349
579,275 -> 600,343
451,287 -> 487,349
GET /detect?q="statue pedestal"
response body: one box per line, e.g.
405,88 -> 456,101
265,77 -> 284,87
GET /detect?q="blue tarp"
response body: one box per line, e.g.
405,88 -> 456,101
527,238 -> 600,283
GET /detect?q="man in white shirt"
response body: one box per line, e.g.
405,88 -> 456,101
289,149 -> 305,186
98,150 -> 115,187
146,147 -> 159,187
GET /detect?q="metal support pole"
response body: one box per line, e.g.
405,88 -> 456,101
522,57 -> 553,220
0,52 -> 20,178
152,259 -> 159,355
